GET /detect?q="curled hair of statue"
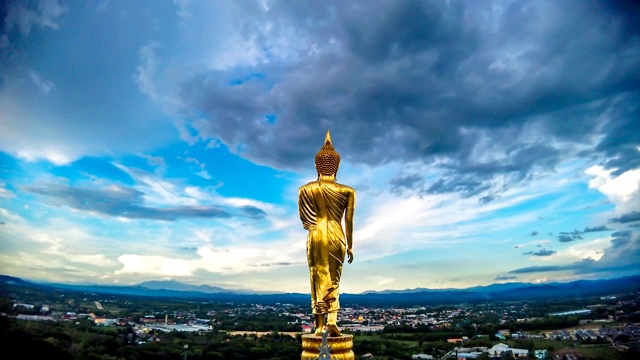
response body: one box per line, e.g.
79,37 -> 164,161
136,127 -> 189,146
315,130 -> 340,177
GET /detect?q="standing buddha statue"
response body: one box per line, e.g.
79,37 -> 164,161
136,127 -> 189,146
298,130 -> 356,337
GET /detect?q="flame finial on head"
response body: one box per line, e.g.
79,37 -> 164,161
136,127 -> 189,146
315,129 -> 340,176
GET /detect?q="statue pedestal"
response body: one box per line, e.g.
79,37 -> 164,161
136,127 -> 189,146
301,334 -> 354,360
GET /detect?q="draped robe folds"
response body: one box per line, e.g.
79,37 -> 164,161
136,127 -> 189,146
298,182 -> 348,314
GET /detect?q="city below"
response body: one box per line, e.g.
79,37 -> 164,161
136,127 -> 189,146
1,274 -> 639,359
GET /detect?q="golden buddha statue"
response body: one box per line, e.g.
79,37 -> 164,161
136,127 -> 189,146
298,130 -> 356,337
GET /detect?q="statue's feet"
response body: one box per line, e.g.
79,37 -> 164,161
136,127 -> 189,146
314,314 -> 325,336
327,324 -> 341,337
326,312 -> 339,336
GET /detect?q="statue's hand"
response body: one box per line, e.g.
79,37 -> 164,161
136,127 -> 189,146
347,249 -> 354,264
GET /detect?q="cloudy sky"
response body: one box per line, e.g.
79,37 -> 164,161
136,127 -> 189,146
0,0 -> 639,293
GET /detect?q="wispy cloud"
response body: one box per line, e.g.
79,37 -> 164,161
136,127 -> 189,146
513,239 -> 552,249
24,183 -> 237,221
28,71 -> 55,94
495,275 -> 518,281
523,249 -> 556,257
584,225 -> 610,232
510,232 -> 639,278
116,238 -> 306,278
611,211 -> 640,224
509,264 -> 581,274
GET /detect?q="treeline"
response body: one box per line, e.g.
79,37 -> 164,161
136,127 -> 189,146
0,316 -> 300,360
505,316 -> 581,332
0,316 -> 131,360
216,312 -> 300,332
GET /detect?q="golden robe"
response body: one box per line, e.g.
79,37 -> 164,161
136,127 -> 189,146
298,182 -> 349,314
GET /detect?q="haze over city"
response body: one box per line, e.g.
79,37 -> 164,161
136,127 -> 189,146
0,0 -> 639,294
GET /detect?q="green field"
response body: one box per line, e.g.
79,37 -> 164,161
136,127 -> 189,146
529,339 -> 636,360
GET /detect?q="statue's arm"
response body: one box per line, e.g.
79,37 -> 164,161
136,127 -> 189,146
345,188 -> 355,263
298,186 -> 314,230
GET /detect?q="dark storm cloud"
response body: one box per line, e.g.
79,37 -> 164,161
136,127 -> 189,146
427,142 -> 562,196
426,177 -> 490,197
596,111 -> 640,176
610,211 -> 640,224
24,183 -> 266,221
584,225 -> 610,232
523,249 -> 556,256
175,0 -> 640,198
389,174 -> 424,194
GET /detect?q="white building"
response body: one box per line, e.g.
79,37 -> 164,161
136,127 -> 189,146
411,354 -> 433,360
488,343 -> 528,359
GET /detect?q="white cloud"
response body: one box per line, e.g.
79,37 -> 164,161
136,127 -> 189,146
28,71 -> 56,94
115,235 -> 305,277
173,0 -> 194,19
547,238 -> 609,263
113,162 -> 198,207
370,276 -> 395,287
586,165 -> 640,216
134,42 -> 161,100
0,213 -> 121,270
587,166 -> 640,203
0,183 -> 14,199
111,162 -> 286,224
0,208 -> 24,223
71,254 -> 117,267
117,254 -> 193,277
196,170 -> 211,179
513,239 -> 552,249
0,252 -> 85,281
16,148 -> 72,165
347,162 -> 567,260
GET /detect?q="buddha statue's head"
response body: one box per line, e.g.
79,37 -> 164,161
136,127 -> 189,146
315,130 -> 340,177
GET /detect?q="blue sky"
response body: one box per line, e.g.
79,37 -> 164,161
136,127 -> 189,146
0,0 -> 639,293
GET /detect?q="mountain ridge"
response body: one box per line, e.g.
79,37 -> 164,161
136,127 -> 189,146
137,280 -> 229,294
2,274 -> 639,305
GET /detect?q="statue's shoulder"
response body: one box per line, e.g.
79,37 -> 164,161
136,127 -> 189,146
335,182 -> 355,194
299,181 -> 318,191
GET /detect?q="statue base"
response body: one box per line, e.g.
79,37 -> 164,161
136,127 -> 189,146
301,334 -> 354,360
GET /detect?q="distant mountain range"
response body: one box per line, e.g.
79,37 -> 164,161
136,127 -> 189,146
346,276 -> 640,305
137,280 -> 230,294
1,274 -> 639,306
